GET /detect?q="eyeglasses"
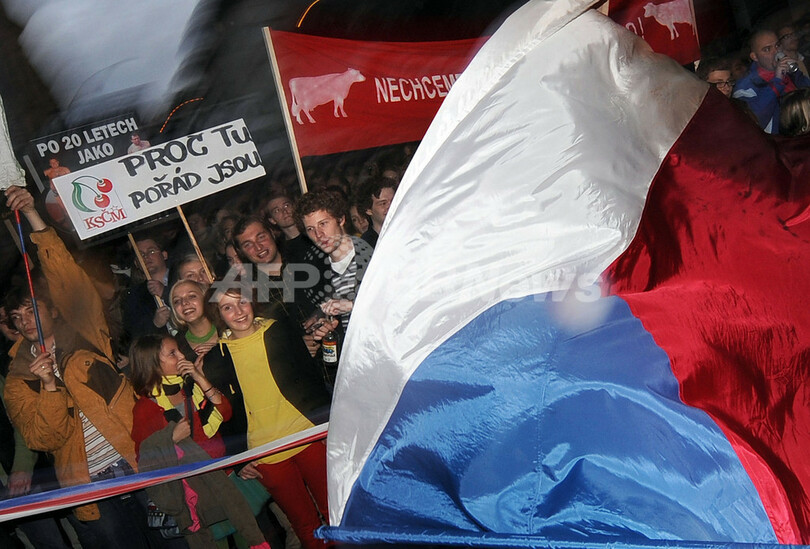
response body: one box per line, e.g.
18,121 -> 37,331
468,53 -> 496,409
709,80 -> 735,89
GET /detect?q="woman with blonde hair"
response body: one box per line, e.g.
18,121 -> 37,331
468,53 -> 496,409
780,88 -> 810,136
173,254 -> 214,288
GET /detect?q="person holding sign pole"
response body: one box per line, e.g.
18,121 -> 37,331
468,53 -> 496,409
124,235 -> 173,340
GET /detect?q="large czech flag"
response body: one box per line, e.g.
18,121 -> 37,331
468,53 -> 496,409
321,0 -> 810,546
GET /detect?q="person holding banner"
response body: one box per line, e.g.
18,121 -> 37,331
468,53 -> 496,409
0,306 -> 71,549
213,285 -> 331,549
1,186 -> 154,548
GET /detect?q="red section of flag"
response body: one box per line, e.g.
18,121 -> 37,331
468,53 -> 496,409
608,0 -> 700,64
605,91 -> 810,544
267,29 -> 486,157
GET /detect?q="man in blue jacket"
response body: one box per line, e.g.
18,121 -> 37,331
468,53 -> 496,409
733,29 -> 810,133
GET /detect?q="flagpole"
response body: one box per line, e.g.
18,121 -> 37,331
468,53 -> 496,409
263,27 -> 309,195
176,205 -> 213,284
0,93 -> 45,351
13,209 -> 46,352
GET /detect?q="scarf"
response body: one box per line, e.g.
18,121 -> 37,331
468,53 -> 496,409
757,64 -> 798,95
151,374 -> 224,439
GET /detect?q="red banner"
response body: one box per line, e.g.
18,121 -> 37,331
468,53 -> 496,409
266,29 -> 486,157
608,0 -> 700,65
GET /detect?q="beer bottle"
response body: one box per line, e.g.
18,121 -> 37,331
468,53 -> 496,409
322,315 -> 339,387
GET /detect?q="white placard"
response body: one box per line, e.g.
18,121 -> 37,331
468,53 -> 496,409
51,119 -> 265,239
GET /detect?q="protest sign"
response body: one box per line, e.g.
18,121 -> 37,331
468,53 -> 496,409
29,114 -> 147,233
265,29 -> 486,159
51,119 -> 265,240
31,114 -> 143,170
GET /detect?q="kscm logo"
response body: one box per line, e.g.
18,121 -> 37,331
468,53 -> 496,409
69,175 -> 128,230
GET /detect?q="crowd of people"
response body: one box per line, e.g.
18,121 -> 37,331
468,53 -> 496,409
0,148 -> 401,548
5,8 -> 810,549
697,14 -> 810,136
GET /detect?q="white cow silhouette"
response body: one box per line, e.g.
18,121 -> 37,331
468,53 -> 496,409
289,68 -> 366,124
643,0 -> 695,40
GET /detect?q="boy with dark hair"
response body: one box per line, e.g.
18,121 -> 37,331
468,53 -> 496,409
232,215 -> 283,275
231,214 -> 324,326
3,277 -> 53,324
295,188 -> 350,227
263,189 -> 316,265
355,176 -> 397,248
697,57 -> 735,98
0,302 -> 71,549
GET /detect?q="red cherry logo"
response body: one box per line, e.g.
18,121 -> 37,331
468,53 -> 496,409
94,194 -> 111,208
97,178 -> 113,193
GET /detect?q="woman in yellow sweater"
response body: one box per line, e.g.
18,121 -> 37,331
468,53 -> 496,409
214,287 -> 331,549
